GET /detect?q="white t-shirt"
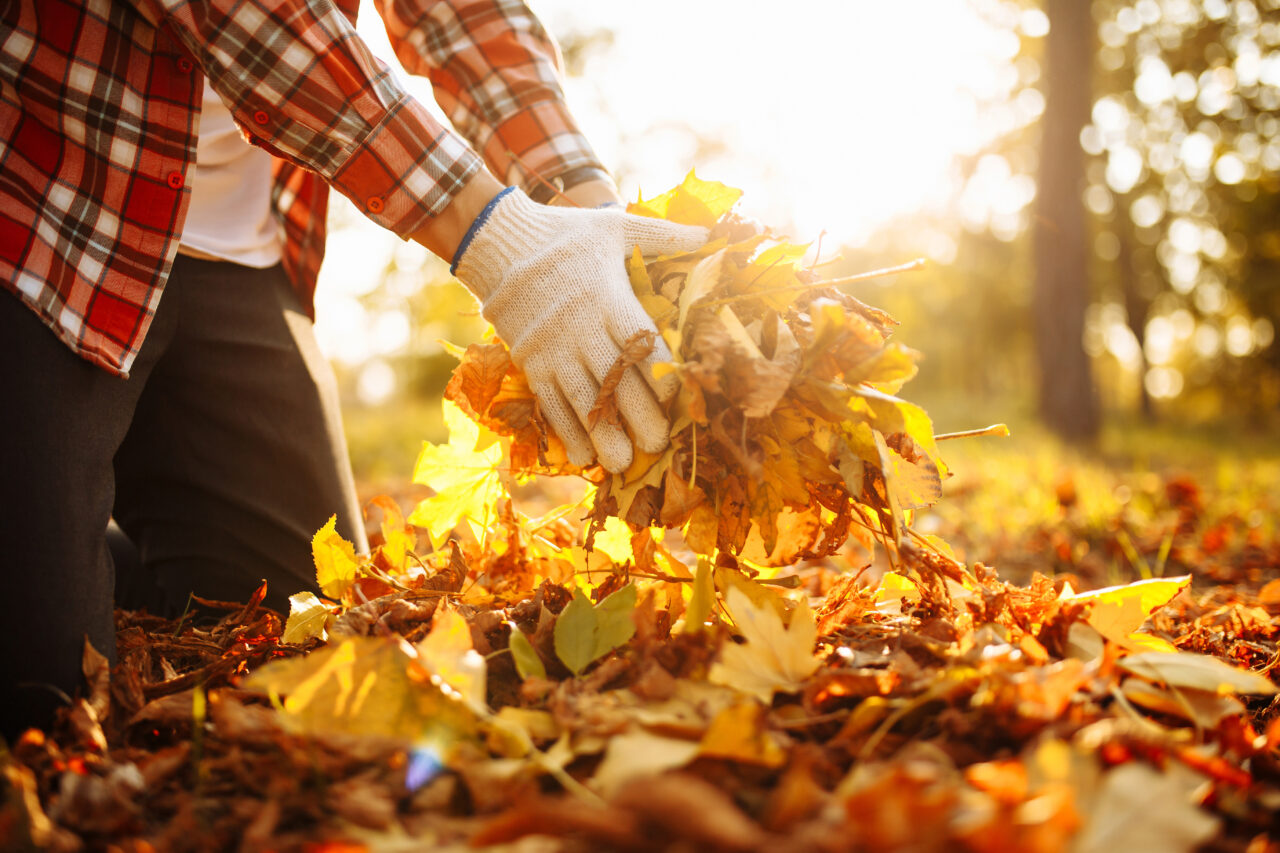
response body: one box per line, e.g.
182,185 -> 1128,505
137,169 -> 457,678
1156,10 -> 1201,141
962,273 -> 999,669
178,80 -> 283,267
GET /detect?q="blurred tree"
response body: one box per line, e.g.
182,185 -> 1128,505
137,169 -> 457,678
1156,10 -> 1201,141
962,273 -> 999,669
1085,0 -> 1280,420
921,0 -> 1280,426
1035,0 -> 1102,440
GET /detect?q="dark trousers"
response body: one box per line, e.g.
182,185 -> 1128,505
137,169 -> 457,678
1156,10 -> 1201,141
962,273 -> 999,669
1,256 -> 366,738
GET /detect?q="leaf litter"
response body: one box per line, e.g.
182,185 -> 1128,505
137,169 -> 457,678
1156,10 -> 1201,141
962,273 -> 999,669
3,174 -> 1279,852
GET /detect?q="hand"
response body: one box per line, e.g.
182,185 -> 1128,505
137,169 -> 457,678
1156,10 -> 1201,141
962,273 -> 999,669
452,188 -> 708,472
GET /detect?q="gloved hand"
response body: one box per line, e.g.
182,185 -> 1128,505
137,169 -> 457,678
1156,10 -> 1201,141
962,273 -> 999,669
452,187 -> 708,472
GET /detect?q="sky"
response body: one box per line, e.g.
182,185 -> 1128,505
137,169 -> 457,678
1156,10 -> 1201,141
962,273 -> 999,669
528,0 -> 1034,240
315,0 -> 1039,391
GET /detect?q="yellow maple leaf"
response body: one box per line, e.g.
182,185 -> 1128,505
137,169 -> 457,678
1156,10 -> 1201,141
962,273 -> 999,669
407,400 -> 504,546
628,170 -> 742,227
1061,575 -> 1190,650
709,586 -> 821,702
590,515 -> 635,566
246,636 -> 477,742
312,515 -> 359,601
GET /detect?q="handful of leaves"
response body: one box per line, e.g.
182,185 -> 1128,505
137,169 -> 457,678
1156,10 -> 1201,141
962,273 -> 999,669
446,173 -> 946,564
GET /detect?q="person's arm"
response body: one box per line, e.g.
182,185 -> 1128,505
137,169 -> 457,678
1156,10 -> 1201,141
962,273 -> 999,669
407,172 -> 504,261
135,0 -> 481,241
372,0 -> 613,201
140,0 -> 707,470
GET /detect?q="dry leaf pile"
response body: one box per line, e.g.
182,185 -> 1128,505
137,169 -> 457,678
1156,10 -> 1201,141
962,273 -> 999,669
444,174 -> 960,567
3,178 -> 1279,853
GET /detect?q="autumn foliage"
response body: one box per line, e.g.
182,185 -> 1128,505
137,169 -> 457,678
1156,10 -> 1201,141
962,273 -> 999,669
445,173 -> 947,565
4,177 -> 1279,852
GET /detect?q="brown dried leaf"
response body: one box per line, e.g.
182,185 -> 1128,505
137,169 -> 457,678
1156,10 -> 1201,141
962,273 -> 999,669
444,341 -> 512,420
82,639 -> 111,721
660,467 -> 706,528
613,772 -> 768,852
588,329 -> 657,431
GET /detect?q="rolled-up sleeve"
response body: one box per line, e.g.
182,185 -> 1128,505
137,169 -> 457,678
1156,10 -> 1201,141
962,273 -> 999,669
136,0 -> 485,238
373,0 -> 608,192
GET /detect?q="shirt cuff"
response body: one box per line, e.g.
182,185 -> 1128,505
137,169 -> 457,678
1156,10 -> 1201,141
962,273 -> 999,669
328,94 -> 484,239
478,100 -> 609,198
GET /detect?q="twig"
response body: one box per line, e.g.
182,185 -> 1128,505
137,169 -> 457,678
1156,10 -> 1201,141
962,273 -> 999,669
173,591 -> 196,638
934,424 -> 1010,442
697,258 -> 927,311
625,571 -> 692,584
809,230 -> 827,271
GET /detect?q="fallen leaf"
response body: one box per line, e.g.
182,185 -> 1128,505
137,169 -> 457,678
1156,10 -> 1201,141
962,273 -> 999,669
1119,679 -> 1246,729
282,591 -> 331,644
591,731 -> 701,798
553,584 -> 637,676
507,628 -> 546,681
698,701 -> 787,768
245,636 -> 478,742
313,515 -> 359,601
709,587 -> 821,702
369,495 -> 415,573
414,606 -> 488,714
1073,761 -> 1219,853
1062,575 -> 1191,647
1118,652 -> 1278,696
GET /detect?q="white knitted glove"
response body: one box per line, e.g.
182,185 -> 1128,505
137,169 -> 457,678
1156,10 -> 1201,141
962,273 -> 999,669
452,188 -> 708,472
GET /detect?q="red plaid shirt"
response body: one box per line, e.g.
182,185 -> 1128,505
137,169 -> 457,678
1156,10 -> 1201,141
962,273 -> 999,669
0,0 -> 604,376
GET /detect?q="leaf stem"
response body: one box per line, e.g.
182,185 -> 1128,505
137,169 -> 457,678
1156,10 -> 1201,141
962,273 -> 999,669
689,425 -> 698,488
698,258 -> 926,311
934,424 -> 1010,442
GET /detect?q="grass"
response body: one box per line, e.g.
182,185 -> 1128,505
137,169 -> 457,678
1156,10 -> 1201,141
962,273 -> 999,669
923,400 -> 1279,586
342,389 -> 1279,590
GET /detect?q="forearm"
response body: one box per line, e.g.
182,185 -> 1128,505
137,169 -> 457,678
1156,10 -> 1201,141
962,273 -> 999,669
551,179 -> 623,209
408,171 -> 505,263
414,173 -> 623,266
373,0 -> 609,196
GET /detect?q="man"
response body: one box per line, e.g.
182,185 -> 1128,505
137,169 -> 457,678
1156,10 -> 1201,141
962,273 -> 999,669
0,0 -> 706,738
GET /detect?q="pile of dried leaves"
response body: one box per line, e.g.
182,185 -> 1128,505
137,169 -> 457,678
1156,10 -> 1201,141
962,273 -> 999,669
442,174 -> 980,565
3,178 -> 1278,853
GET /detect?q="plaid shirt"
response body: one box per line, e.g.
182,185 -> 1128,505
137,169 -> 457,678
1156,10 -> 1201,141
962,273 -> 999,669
0,0 -> 605,376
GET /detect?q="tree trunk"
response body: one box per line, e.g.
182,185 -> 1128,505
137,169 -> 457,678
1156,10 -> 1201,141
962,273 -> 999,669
1116,212 -> 1154,419
1033,0 -> 1100,441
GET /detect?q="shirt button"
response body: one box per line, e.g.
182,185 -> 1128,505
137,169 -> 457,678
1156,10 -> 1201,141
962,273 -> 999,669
253,110 -> 270,126
176,57 -> 194,73
366,197 -> 385,214
167,171 -> 184,190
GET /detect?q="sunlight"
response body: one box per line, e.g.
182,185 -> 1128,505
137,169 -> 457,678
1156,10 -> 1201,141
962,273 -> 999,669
531,0 -> 1036,246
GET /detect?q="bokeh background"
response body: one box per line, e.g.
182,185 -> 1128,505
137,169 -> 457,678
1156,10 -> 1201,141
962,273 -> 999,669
317,0 -> 1280,499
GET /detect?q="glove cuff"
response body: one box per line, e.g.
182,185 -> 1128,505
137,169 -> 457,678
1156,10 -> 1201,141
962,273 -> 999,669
449,186 -> 516,277
452,187 -> 570,301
